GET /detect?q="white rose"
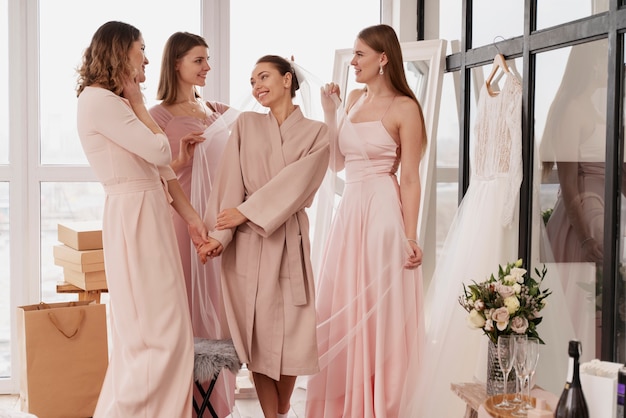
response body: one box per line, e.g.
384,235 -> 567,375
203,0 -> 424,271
467,309 -> 486,329
512,283 -> 522,294
504,296 -> 520,314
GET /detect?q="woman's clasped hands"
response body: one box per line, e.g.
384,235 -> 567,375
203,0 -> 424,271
197,238 -> 223,264
195,207 -> 249,264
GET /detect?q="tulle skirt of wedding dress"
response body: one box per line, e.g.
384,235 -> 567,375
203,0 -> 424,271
400,169 -> 578,416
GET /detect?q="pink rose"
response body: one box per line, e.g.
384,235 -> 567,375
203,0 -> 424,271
510,316 -> 529,334
491,307 -> 510,331
496,283 -> 515,298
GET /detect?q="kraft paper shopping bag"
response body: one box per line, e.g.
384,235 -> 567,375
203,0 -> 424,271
17,301 -> 108,418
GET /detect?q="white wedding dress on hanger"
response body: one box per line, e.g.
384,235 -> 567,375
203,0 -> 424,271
401,71 -> 575,416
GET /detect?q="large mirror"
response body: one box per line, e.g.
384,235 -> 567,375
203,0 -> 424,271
312,39 -> 447,280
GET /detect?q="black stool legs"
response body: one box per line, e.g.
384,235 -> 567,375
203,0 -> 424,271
193,375 -> 220,418
192,339 -> 241,418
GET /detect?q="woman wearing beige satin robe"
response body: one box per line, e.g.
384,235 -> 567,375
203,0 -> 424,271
198,55 -> 329,418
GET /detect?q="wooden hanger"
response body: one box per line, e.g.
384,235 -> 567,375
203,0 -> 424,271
485,53 -> 511,96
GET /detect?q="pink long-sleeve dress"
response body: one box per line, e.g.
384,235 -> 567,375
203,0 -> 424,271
149,101 -> 239,417
77,86 -> 193,418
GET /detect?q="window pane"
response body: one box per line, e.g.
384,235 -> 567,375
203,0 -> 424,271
537,0 -> 607,31
39,0 -> 201,165
435,182 -> 458,253
230,0 -> 380,113
471,0 -> 524,49
439,0 -> 462,49
535,39 -> 608,362
0,0 -> 7,165
40,182 -> 104,302
0,182 -> 8,378
435,72 -> 461,259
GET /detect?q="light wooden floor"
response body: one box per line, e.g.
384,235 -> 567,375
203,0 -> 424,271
0,371 -> 307,418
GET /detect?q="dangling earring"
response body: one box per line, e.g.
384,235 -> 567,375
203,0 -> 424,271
379,64 -> 384,75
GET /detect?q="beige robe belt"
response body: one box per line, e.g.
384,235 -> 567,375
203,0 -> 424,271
285,215 -> 307,306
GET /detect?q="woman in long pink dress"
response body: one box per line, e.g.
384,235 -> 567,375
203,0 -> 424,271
305,24 -> 425,418
149,32 -> 239,417
76,21 -> 211,417
199,55 -> 329,418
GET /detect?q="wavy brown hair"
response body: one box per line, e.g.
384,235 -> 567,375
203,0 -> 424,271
76,21 -> 141,97
156,32 -> 209,105
358,24 -> 428,155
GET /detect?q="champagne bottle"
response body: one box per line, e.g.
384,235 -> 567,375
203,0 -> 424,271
554,340 -> 589,418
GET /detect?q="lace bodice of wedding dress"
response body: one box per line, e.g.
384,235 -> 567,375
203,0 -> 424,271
473,75 -> 523,227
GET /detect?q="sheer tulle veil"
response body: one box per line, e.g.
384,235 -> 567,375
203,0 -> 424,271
188,106 -> 240,413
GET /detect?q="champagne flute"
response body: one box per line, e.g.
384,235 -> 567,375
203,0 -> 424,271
495,335 -> 516,410
521,338 -> 540,411
510,334 -> 527,405
512,338 -> 530,417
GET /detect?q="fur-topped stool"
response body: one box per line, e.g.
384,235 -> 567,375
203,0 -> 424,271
193,338 -> 241,418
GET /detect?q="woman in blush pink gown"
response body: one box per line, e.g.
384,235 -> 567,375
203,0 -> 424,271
76,21 -> 213,417
305,24 -> 425,418
150,32 -> 240,418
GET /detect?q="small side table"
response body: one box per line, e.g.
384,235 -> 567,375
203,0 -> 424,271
452,382 -> 557,418
450,382 -> 486,418
56,281 -> 108,303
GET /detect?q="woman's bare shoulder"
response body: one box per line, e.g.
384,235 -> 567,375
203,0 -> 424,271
345,88 -> 366,110
390,95 -> 423,121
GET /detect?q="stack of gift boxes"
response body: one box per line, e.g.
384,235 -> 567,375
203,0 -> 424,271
53,221 -> 107,291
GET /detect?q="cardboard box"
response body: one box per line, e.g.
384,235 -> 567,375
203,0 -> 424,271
53,244 -> 103,264
57,221 -> 103,251
53,244 -> 104,273
63,268 -> 107,291
54,257 -> 105,273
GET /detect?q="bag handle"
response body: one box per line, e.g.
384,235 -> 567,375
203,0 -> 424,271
36,301 -> 78,310
47,308 -> 86,339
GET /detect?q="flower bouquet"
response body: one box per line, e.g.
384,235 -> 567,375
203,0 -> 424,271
459,259 -> 550,395
459,259 -> 550,344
